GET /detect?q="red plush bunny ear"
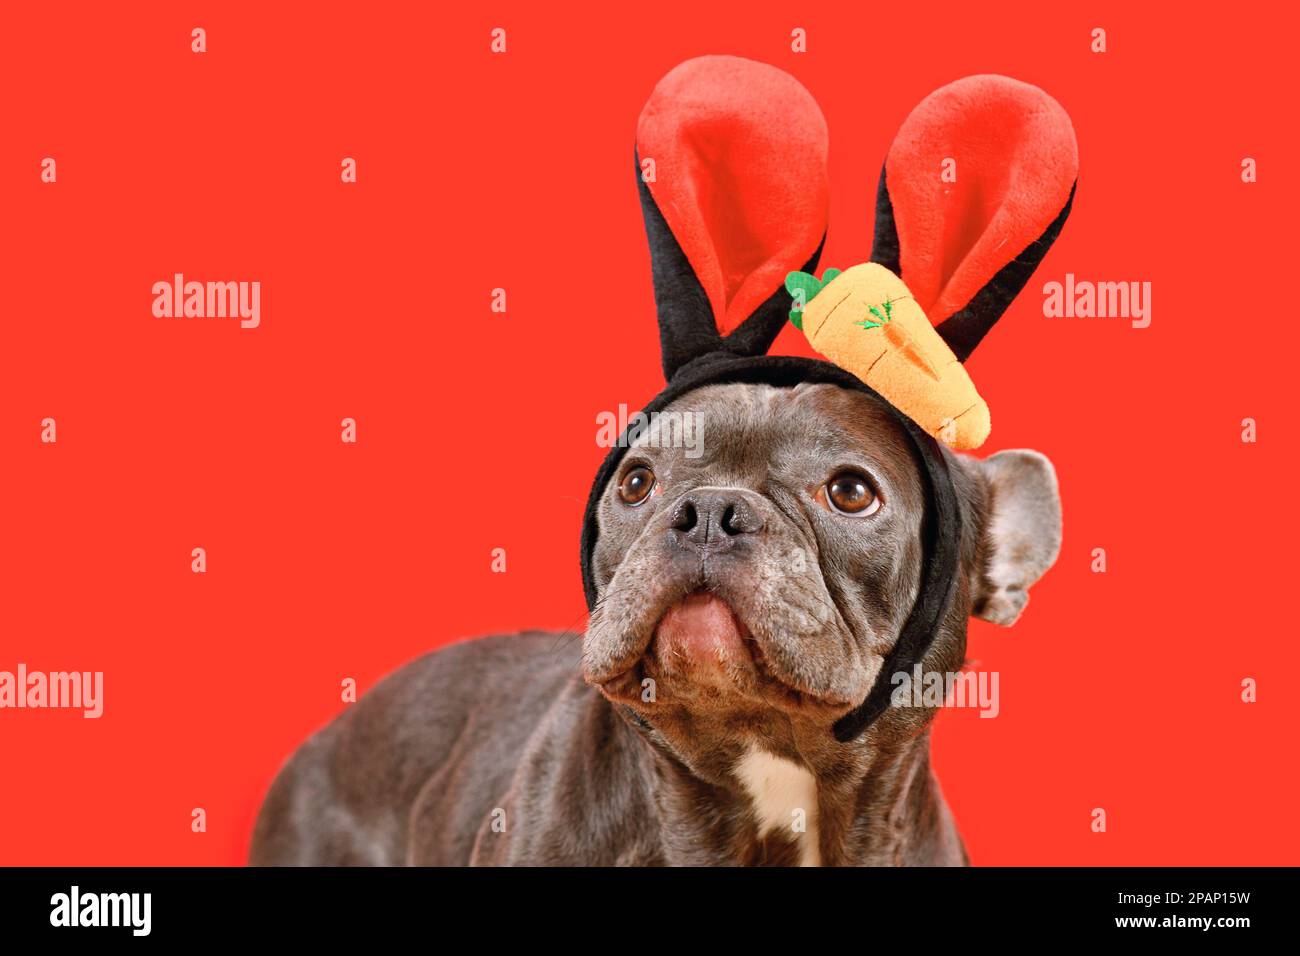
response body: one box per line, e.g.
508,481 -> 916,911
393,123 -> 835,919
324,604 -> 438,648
870,75 -> 1078,361
636,55 -> 830,378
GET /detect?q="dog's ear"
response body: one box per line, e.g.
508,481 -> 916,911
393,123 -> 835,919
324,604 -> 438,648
967,450 -> 1062,626
635,55 -> 830,379
871,75 -> 1078,362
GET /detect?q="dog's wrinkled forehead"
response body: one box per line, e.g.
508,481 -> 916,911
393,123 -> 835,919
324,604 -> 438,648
604,381 -> 925,508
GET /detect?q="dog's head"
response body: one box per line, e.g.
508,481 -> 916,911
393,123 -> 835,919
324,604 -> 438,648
580,58 -> 1076,777
582,381 -> 1060,771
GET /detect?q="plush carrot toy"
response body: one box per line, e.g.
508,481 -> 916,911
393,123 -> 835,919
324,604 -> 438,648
787,263 -> 989,449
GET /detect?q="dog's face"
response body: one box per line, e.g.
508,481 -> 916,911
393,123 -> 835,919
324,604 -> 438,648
583,382 -> 1060,779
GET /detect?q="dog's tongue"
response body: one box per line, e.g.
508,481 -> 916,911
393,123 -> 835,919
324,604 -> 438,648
654,593 -> 749,667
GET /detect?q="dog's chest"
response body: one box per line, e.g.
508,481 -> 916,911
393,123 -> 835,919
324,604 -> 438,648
733,745 -> 821,866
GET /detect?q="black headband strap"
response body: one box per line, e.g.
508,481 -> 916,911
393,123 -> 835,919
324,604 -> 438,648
831,424 -> 960,741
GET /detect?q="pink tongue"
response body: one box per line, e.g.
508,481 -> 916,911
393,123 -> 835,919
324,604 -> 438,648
655,593 -> 747,661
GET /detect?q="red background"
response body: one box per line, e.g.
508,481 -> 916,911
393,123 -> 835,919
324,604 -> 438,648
2,1 -> 1296,866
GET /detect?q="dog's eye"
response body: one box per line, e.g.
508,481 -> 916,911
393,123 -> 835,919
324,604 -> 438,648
618,465 -> 655,506
824,470 -> 881,517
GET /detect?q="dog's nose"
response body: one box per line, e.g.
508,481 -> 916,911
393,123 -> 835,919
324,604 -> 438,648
668,489 -> 765,552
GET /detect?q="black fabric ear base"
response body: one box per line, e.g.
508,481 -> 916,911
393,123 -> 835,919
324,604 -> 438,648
870,168 -> 1077,362
578,352 -> 962,743
635,154 -> 824,379
868,166 -> 901,277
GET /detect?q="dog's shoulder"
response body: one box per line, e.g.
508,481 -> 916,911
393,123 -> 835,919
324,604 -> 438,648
250,631 -> 587,865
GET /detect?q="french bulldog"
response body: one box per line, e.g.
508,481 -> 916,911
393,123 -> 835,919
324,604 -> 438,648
249,379 -> 1060,866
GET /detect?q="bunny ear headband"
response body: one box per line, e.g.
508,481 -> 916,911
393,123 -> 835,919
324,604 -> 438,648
580,55 -> 1078,741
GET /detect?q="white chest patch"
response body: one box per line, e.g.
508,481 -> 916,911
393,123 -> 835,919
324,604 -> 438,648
734,745 -> 821,866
